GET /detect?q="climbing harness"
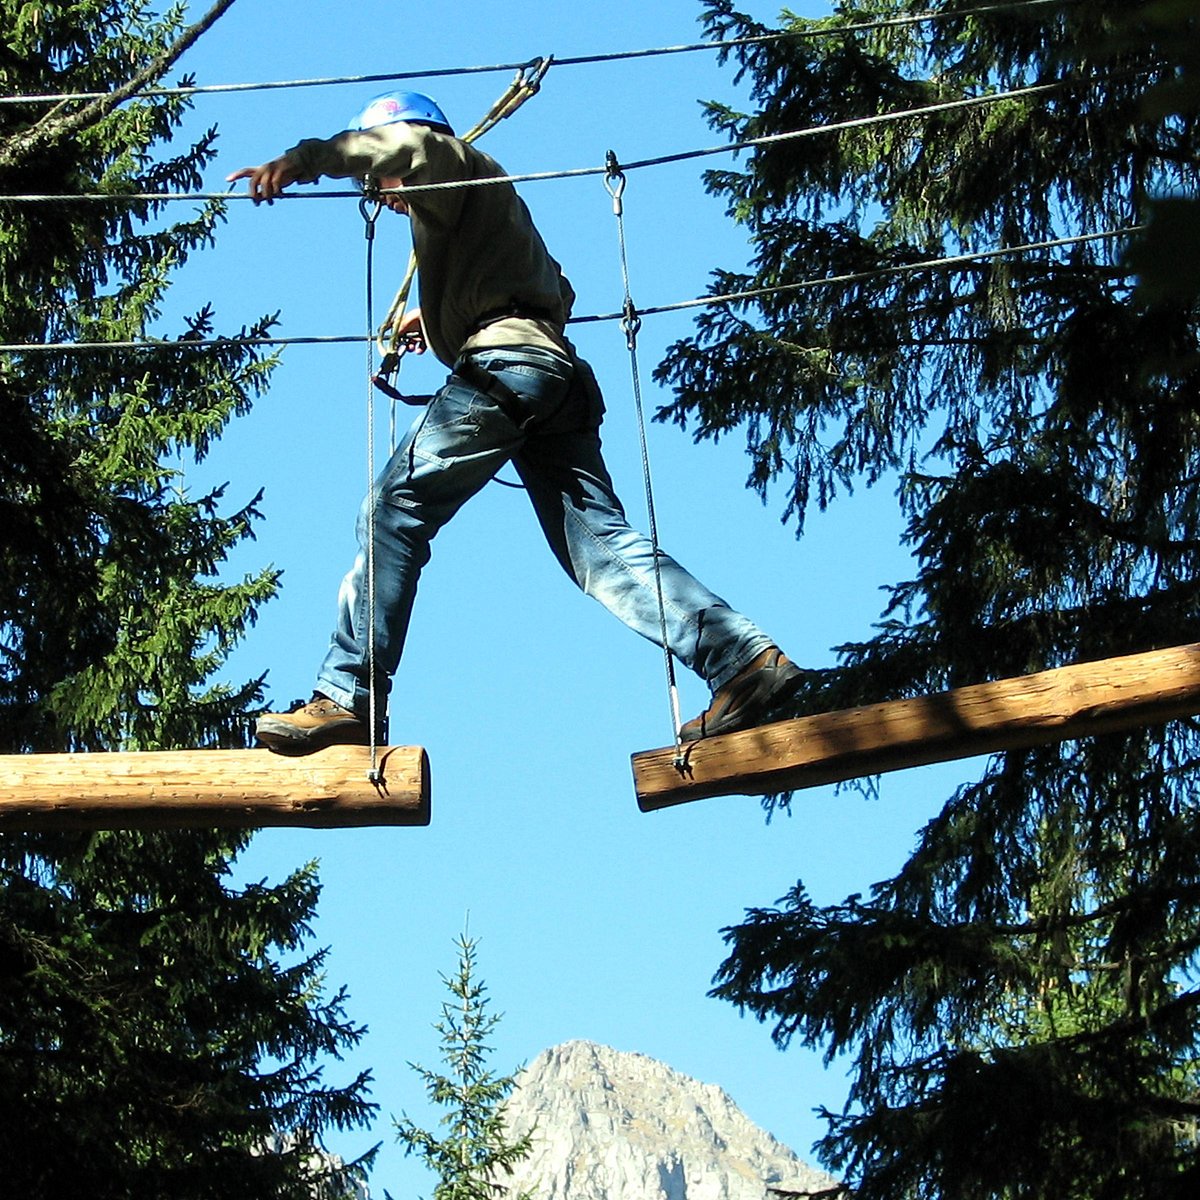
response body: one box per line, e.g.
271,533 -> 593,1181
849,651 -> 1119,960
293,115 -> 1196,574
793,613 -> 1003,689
604,151 -> 685,768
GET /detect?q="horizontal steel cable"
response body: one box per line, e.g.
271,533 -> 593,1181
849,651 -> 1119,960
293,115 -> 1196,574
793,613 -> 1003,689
0,334 -> 365,352
572,226 -> 1143,322
0,1 -> 1074,105
0,74 -> 1095,204
0,226 -> 1141,354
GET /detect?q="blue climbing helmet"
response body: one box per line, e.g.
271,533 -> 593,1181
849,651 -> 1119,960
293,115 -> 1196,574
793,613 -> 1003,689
348,90 -> 454,134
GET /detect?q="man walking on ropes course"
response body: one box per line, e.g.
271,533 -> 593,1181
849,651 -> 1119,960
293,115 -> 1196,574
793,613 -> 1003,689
228,90 -> 801,752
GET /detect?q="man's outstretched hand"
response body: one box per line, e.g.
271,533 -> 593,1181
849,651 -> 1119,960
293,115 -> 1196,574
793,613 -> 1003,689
226,158 -> 301,204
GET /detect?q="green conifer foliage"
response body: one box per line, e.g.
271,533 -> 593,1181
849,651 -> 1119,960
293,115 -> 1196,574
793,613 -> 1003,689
0,4 -> 375,1196
658,2 -> 1200,1196
393,934 -> 535,1200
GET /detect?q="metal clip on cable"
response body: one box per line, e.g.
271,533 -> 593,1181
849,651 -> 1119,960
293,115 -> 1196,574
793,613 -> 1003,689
621,296 -> 642,353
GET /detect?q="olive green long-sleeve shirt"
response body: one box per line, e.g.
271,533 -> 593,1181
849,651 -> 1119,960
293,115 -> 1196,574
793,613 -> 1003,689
283,122 -> 575,367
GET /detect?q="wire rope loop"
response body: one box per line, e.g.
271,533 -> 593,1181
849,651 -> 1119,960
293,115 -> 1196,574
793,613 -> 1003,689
604,150 -> 626,215
359,184 -> 383,240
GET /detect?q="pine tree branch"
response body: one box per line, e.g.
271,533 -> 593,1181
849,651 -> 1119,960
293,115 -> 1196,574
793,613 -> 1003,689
0,0 -> 237,173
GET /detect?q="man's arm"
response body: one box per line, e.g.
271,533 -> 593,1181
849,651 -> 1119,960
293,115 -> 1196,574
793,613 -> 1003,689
227,125 -> 426,203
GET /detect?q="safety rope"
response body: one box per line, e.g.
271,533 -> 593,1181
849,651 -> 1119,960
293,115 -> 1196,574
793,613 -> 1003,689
604,152 -> 684,764
359,186 -> 384,784
0,1 -> 1077,106
0,226 -> 1143,356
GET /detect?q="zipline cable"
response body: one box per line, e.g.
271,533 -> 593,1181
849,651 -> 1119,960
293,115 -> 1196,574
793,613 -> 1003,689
0,1 -> 1077,105
605,152 -> 684,763
0,73 -> 1118,207
0,226 -> 1143,355
556,0 -> 1077,68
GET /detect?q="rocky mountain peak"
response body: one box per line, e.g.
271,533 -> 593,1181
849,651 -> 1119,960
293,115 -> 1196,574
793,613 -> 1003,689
496,1040 -> 836,1200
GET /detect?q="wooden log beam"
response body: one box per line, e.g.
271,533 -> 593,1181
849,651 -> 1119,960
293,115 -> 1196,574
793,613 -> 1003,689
633,643 -> 1200,812
0,745 -> 430,831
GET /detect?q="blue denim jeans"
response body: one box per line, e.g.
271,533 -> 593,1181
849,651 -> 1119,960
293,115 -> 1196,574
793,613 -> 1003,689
315,346 -> 776,718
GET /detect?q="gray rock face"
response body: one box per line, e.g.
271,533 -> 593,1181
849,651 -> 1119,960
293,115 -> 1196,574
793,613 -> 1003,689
496,1040 -> 837,1200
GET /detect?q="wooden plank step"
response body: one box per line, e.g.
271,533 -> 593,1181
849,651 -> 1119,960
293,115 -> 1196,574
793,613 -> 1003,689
0,744 -> 430,830
632,644 -> 1200,811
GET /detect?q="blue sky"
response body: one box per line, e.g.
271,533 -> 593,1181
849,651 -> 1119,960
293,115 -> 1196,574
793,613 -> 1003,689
164,1 -> 963,1194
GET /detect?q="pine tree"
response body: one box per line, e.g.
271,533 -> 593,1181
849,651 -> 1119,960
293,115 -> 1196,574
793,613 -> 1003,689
656,1 -> 1200,1197
0,4 -> 376,1195
393,934 -> 535,1200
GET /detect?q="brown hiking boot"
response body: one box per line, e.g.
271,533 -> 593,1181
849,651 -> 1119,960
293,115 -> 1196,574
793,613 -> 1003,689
680,647 -> 804,742
255,696 -> 371,754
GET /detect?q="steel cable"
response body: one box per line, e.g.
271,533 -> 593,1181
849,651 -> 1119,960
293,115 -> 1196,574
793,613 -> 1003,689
0,226 -> 1142,356
605,153 -> 684,760
0,1 -> 1076,105
1,73 -> 1105,206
